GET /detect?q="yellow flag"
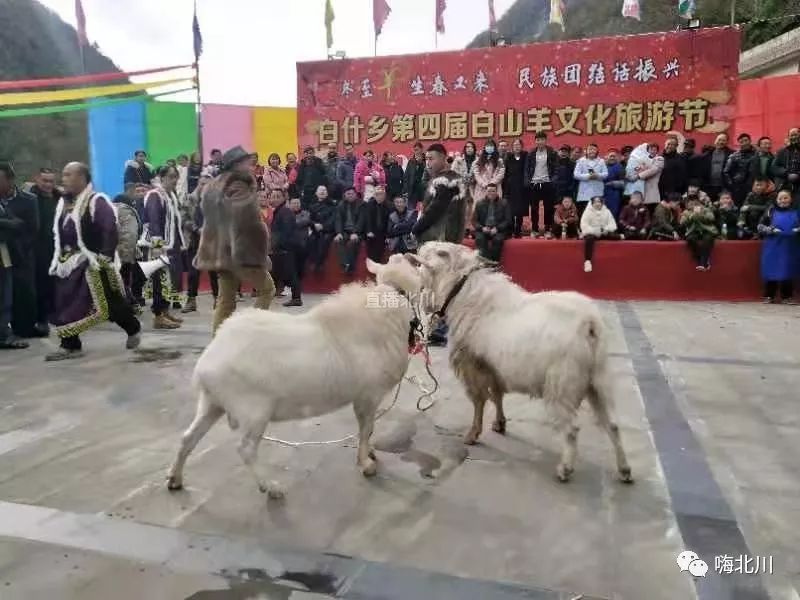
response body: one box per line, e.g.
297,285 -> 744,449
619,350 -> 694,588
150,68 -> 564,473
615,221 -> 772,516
325,0 -> 335,50
0,78 -> 192,106
549,0 -> 565,31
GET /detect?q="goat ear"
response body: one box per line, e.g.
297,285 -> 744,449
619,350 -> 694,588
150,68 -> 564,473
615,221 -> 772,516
365,258 -> 381,275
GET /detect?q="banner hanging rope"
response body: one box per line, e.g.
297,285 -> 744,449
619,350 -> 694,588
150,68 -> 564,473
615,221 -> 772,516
0,78 -> 194,106
0,87 -> 196,119
0,63 -> 195,91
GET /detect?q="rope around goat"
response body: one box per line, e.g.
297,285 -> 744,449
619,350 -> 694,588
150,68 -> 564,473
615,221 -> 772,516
260,351 -> 439,448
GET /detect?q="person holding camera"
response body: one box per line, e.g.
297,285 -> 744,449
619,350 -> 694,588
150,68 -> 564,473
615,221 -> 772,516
574,144 -> 607,218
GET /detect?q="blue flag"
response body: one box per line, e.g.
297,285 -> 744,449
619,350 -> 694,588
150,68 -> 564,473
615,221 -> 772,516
192,4 -> 203,61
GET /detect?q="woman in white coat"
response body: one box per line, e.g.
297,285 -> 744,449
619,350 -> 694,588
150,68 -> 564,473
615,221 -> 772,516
580,196 -> 619,273
634,143 -> 664,210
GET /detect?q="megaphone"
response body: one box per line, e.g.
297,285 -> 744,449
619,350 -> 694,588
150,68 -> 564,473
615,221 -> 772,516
137,254 -> 170,278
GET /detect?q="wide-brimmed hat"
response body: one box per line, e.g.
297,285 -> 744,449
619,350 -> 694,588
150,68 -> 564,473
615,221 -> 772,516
221,145 -> 255,171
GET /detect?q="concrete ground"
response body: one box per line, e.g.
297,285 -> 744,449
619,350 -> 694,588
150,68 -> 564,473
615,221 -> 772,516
0,294 -> 798,600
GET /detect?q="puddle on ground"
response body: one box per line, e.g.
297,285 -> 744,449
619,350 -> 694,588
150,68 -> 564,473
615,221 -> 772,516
130,348 -> 183,363
185,568 -> 338,599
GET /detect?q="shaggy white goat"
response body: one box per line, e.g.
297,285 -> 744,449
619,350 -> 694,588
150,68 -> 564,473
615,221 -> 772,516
410,242 -> 633,484
166,254 -> 422,498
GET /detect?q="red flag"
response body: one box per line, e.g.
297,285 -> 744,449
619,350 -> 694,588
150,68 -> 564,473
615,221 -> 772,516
373,0 -> 391,37
75,0 -> 87,46
488,0 -> 498,32
436,0 -> 446,34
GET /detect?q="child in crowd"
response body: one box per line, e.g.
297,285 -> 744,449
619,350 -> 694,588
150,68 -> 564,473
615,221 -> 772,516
680,199 -> 718,271
681,180 -> 711,209
553,196 -> 579,239
580,196 -> 618,273
387,195 -> 418,254
739,178 -> 775,239
619,191 -> 651,239
650,193 -> 682,240
715,192 -> 740,240
758,189 -> 800,303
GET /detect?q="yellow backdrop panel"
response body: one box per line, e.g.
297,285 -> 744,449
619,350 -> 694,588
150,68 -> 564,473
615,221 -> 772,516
253,107 -> 297,166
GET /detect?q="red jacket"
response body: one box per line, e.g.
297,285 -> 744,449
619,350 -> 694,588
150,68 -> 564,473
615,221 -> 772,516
354,159 -> 387,198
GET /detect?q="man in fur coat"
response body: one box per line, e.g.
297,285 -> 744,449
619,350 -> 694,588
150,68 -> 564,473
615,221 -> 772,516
195,146 -> 274,334
412,143 -> 463,346
46,163 -> 142,361
142,165 -> 186,330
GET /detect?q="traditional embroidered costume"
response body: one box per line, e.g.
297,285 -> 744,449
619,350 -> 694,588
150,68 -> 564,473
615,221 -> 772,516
48,184 -> 140,359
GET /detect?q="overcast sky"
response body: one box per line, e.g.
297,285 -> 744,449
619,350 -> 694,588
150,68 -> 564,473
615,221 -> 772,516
37,0 -> 515,107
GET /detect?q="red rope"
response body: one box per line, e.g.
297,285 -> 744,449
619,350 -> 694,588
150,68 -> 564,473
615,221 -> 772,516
0,63 -> 195,91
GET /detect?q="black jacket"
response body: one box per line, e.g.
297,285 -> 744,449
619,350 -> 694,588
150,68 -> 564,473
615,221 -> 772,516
723,147 -> 758,197
504,151 -> 528,212
750,152 -> 775,182
296,157 -> 328,198
659,150 -> 688,197
29,185 -> 60,250
473,199 -> 512,234
684,152 -> 706,186
382,163 -> 405,200
404,157 -> 427,204
335,201 -> 365,236
701,147 -> 734,188
270,203 -> 296,253
524,147 -> 558,185
771,144 -> 800,192
363,198 -> 391,237
293,209 -> 311,250
0,187 -> 39,265
553,157 -> 576,199
123,162 -> 153,186
309,199 -> 337,234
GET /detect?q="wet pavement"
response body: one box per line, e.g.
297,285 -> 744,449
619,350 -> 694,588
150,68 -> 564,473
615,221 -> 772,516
0,295 -> 799,599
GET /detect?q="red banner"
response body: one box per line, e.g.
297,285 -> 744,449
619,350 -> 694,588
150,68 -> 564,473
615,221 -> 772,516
297,27 -> 740,157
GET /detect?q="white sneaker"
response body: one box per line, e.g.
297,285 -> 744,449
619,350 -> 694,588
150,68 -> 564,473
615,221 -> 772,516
584,260 -> 593,273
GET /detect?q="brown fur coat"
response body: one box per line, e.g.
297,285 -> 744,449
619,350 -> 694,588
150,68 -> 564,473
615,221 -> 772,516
195,171 -> 271,272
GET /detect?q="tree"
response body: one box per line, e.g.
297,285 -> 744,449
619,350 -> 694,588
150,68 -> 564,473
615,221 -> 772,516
0,0 -> 123,180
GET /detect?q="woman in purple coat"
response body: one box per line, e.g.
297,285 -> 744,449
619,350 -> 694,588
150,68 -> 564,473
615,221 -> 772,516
46,163 -> 141,361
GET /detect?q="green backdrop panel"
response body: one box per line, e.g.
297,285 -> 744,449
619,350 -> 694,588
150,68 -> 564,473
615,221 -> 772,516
145,101 -> 197,167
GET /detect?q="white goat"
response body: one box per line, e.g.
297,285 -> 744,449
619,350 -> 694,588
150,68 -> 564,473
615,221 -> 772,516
409,242 -> 633,484
166,254 -> 422,498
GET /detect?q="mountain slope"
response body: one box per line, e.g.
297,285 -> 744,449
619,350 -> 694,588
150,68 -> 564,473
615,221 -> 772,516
0,0 -> 122,179
468,0 -> 800,51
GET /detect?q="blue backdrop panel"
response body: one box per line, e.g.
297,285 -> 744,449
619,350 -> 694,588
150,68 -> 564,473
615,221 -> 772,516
88,100 -> 146,198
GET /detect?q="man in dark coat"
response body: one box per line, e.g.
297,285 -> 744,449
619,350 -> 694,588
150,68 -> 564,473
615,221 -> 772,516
323,143 -> 341,199
382,153 -> 405,200
524,132 -> 559,237
334,187 -> 364,274
308,185 -> 337,272
363,185 -> 391,263
473,183 -> 511,262
295,146 -> 328,209
334,144 -> 357,200
553,145 -> 576,206
29,167 -> 60,334
751,136 -> 774,184
412,143 -> 462,347
270,194 -> 303,307
772,128 -> 800,203
0,163 -> 41,339
659,137 -> 688,199
504,140 -> 528,238
0,163 -> 32,348
723,133 -> 759,206
403,142 -> 427,209
702,134 -> 733,202
123,150 -> 154,187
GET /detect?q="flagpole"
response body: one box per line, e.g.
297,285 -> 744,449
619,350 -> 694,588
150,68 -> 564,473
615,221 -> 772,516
195,61 -> 204,162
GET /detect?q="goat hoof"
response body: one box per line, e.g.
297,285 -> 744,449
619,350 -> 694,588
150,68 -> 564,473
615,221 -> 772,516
166,476 -> 183,491
463,430 -> 480,445
492,420 -> 507,434
619,468 -> 634,484
556,465 -> 574,483
361,459 -> 377,477
368,448 -> 377,460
